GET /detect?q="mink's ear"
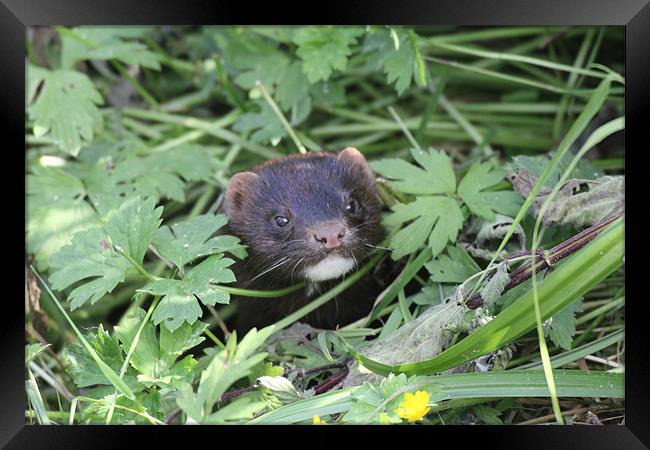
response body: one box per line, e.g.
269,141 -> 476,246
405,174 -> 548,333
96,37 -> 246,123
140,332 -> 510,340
223,171 -> 259,217
337,147 -> 375,181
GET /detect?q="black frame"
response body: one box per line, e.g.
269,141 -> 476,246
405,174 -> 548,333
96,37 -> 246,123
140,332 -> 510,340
5,0 -> 648,448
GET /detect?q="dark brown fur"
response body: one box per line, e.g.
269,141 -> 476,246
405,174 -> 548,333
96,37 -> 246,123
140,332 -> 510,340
222,149 -> 386,332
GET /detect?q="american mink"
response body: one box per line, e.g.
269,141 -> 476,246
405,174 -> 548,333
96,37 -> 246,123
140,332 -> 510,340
222,148 -> 386,332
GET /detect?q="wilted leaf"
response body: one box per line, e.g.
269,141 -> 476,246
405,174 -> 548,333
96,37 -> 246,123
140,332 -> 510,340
509,170 -> 624,227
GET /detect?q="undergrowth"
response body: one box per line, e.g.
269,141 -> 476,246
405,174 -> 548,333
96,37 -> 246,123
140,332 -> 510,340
25,25 -> 625,425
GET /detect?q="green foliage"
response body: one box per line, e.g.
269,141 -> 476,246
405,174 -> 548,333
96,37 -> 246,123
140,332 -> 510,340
25,25 -> 625,426
293,26 -> 364,83
60,27 -> 161,70
143,255 -> 237,331
49,197 -> 162,309
545,299 -> 583,350
176,327 -> 274,423
372,148 -> 522,259
27,66 -> 104,156
152,213 -> 246,272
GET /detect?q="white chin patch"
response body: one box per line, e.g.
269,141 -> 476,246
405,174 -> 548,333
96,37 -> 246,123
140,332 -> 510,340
304,255 -> 355,282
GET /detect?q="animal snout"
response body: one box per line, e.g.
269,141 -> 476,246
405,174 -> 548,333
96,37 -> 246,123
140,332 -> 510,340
313,223 -> 347,249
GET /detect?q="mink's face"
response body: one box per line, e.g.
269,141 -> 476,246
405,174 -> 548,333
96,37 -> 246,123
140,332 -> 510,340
224,149 -> 384,283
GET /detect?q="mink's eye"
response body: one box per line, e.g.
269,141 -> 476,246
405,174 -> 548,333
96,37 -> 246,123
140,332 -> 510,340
275,216 -> 289,227
346,199 -> 359,215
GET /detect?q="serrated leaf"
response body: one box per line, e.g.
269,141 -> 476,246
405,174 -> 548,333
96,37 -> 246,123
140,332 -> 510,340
145,255 -> 236,331
214,29 -> 290,90
385,196 -> 464,260
458,163 -> 523,220
27,66 -> 104,156
83,143 -> 216,203
371,148 -> 456,195
177,326 -> 274,423
159,321 -> 207,368
64,324 -> 139,389
275,61 -> 311,111
153,213 -> 245,271
293,26 -> 364,83
383,30 -> 416,95
49,227 -> 132,309
49,197 -> 162,308
115,307 -> 206,386
545,299 -> 582,350
114,308 -> 159,377
104,196 -> 163,262
426,245 -> 480,283
233,100 -> 286,144
60,26 -> 160,70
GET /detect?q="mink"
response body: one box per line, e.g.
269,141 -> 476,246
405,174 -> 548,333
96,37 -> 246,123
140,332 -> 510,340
221,148 -> 386,332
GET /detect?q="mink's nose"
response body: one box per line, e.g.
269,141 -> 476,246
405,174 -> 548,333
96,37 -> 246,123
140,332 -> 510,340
313,224 -> 346,249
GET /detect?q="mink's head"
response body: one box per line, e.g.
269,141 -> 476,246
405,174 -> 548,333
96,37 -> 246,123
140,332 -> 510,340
223,148 -> 384,284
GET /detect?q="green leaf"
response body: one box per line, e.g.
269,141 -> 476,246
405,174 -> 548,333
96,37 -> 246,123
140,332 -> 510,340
233,100 -> 286,144
159,321 -> 207,369
293,26 -> 364,83
214,28 -> 290,90
309,80 -> 346,108
114,308 -> 159,377
104,196 -> 163,263
426,245 -> 481,283
27,66 -> 104,156
27,166 -> 99,269
145,255 -> 236,331
545,299 -> 582,350
49,197 -> 162,309
49,227 -> 132,309
177,326 -> 274,423
383,30 -> 416,95
252,370 -> 623,424
458,162 -> 523,220
83,143 -> 216,203
371,148 -> 456,195
350,217 -> 624,376
115,307 -> 206,386
385,196 -> 464,260
64,324 -> 139,389
152,213 -> 246,271
342,373 -> 416,424
60,26 -> 160,70
275,61 -> 312,111
472,404 -> 504,425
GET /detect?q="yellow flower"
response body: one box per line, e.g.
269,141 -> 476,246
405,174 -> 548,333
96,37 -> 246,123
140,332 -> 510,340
312,415 -> 327,425
396,390 -> 431,422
